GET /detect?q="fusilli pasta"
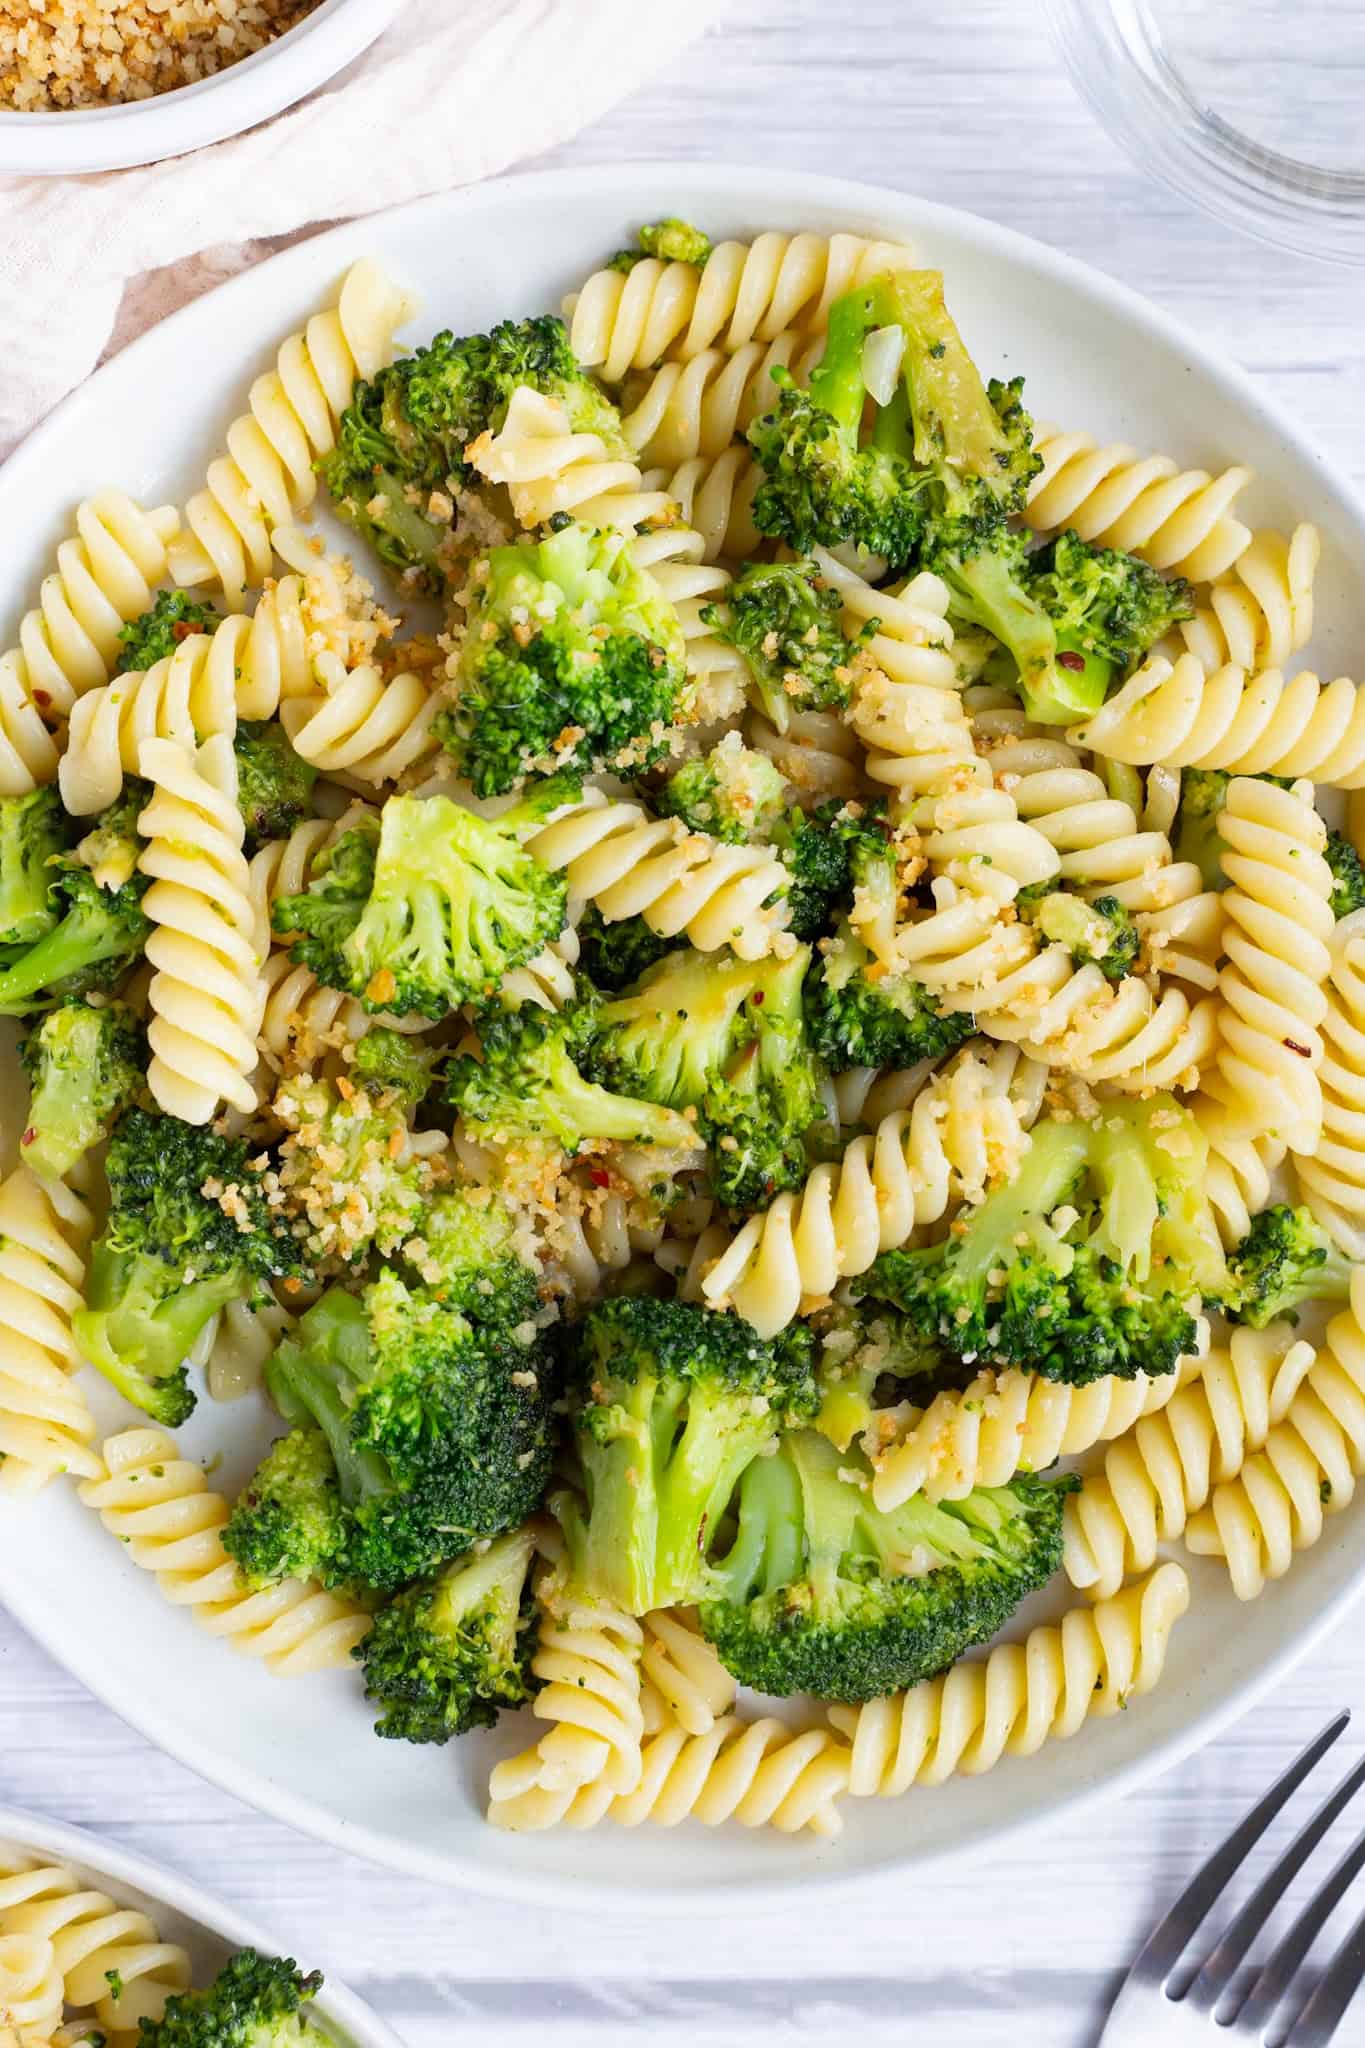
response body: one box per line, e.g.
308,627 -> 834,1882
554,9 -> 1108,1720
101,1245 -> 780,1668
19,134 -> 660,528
0,1168 -> 99,1498
167,260 -> 414,609
620,329 -> 824,466
828,1563 -> 1191,1795
567,230 -> 914,384
1063,1328 -> 1314,1598
1180,524 -> 1319,673
1071,652 -> 1365,785
0,1931 -> 62,2040
1213,775 -> 1335,1156
1292,907 -> 1365,1258
1025,424 -> 1253,582
640,1608 -> 737,1736
643,449 -> 763,563
0,493 -> 181,797
137,735 -> 264,1125
78,1429 -> 372,1675
700,1049 -> 1034,1336
1186,1272 -> 1365,1598
0,1854 -> 191,2035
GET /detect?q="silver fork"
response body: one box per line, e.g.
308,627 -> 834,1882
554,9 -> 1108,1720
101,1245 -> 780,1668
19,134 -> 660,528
1099,1712 -> 1365,2046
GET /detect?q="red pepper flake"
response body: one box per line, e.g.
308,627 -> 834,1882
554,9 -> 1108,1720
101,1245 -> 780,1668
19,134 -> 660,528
751,990 -> 765,1005
32,689 -> 50,709
1057,650 -> 1086,673
20,1127 -> 34,1147
588,1167 -> 611,1188
1284,1038 -> 1312,1057
172,619 -> 198,642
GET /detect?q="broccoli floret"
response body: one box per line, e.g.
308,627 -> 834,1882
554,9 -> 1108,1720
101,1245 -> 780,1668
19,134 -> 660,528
702,558 -> 872,731
810,1297 -> 948,1452
222,1426 -> 348,1590
266,1273 -> 554,1590
608,217 -> 712,270
356,1522 -> 540,1743
73,1110 -> 309,1427
859,1098 -> 1226,1386
698,1430 -> 1071,1701
0,787 -> 68,948
116,591 -> 222,674
656,733 -> 789,844
1326,831 -> 1365,921
587,943 -> 820,1209
1021,888 -> 1139,982
769,799 -> 891,944
556,1296 -> 820,1614
19,997 -> 145,1180
575,904 -> 682,993
275,787 -> 570,1019
232,722 -> 317,851
437,524 -> 688,796
273,1071 -> 446,1269
322,317 -> 624,582
0,800 -> 149,1017
749,270 -> 1036,568
401,1185 -> 541,1331
448,1002 -> 698,1154
350,1026 -> 442,1111
1226,1204 -> 1353,1329
807,924 -> 973,1071
133,1949 -> 325,2048
939,527 -> 1190,729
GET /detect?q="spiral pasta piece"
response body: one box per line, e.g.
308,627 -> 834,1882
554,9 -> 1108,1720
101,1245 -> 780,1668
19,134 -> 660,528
78,1429 -> 371,1674
700,1049 -> 1034,1337
498,926 -> 580,1012
468,386 -> 676,534
0,1930 -> 62,2040
867,1354 -> 1200,1513
502,1711 -> 852,1837
1213,776 -> 1335,1156
745,707 -> 868,803
1180,524 -> 1319,673
627,523 -> 747,717
567,229 -> 914,384
1186,1272 -> 1365,1599
1293,908 -> 1365,1258
1064,1328 -> 1316,1599
1071,652 -> 1365,785
0,1856 -> 190,2035
522,788 -> 791,962
1025,423 -> 1253,582
138,735 -> 264,1125
997,743 -> 1223,990
0,1168 -> 99,1499
814,550 -> 960,692
644,449 -> 763,563
640,1608 -> 737,1736
167,260 -> 414,608
280,652 -> 440,788
248,803 -> 373,954
1191,1072 -> 1283,1248
488,1579 -> 645,1814
829,1563 -> 1190,1796
620,329 -> 825,466
0,493 -> 182,797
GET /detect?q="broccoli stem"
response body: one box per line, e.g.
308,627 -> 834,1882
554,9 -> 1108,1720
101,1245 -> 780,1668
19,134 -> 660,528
0,897 -> 138,1013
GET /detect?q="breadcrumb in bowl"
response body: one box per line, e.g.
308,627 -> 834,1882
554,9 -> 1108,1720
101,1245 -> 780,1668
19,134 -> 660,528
0,0 -> 401,174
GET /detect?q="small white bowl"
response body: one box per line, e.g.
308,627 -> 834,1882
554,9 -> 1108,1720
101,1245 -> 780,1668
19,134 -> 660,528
0,1800 -> 405,2047
0,0 -> 404,176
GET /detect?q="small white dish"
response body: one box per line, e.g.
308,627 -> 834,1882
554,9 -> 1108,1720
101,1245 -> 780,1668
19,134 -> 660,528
0,1801 -> 404,2045
2,160 -> 1364,1906
0,0 -> 404,176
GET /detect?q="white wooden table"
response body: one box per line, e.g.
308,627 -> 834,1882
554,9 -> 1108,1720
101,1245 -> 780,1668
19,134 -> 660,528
7,3 -> 1365,2042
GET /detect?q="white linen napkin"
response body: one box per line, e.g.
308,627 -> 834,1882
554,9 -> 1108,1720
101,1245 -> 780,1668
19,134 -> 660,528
0,0 -> 731,459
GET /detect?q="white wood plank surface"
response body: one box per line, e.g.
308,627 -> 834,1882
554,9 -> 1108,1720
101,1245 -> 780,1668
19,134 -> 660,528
9,3 -> 1365,2043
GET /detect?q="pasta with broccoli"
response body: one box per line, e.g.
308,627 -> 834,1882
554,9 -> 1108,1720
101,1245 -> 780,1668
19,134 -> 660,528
5,211 -> 1365,1858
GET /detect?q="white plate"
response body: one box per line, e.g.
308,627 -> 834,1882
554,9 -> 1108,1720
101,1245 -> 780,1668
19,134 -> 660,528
1,162 -> 1363,1907
0,1801 -> 404,2045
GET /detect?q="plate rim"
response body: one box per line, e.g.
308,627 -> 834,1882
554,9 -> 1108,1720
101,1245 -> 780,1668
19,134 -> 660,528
0,1798 -> 407,2043
3,156 -> 1364,1907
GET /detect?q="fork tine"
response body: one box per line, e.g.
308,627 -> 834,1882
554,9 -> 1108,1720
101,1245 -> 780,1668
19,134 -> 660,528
1135,1714 -> 1350,1992
1236,1819 -> 1365,2039
1284,1901 -> 1365,2048
1189,1753 -> 1365,2017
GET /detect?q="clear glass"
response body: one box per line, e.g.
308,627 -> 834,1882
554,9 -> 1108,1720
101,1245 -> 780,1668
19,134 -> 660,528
1045,0 -> 1365,266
